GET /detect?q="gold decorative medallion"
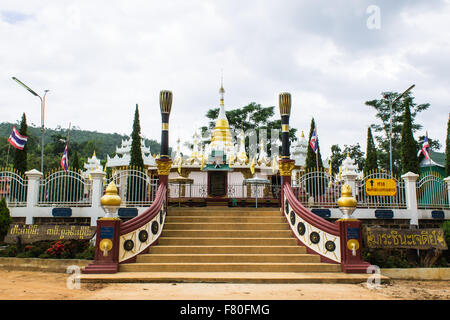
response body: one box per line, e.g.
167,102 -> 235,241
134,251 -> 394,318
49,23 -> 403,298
156,158 -> 173,175
278,160 -> 295,176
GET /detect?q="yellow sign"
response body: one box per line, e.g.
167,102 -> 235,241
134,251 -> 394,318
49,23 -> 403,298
365,179 -> 397,196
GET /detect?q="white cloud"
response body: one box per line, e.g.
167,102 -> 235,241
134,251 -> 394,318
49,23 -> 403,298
1,0 -> 449,163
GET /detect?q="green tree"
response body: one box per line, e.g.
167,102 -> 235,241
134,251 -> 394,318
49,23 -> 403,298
128,104 -> 145,203
365,91 -> 430,175
364,127 -> 378,175
201,102 -> 297,156
305,118 -> 324,171
0,197 -> 12,242
130,104 -> 144,168
446,115 -> 450,176
400,98 -> 419,174
330,145 -> 344,176
305,118 -> 326,196
13,113 -> 28,173
71,150 -> 81,171
330,143 -> 365,176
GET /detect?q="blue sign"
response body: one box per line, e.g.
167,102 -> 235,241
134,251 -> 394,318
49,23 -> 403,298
52,208 -> 72,217
311,209 -> 331,218
375,209 -> 394,219
100,227 -> 114,239
118,208 -> 138,218
347,228 -> 360,239
431,210 -> 444,219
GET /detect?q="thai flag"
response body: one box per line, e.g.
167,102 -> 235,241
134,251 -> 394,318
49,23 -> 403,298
8,126 -> 28,150
61,145 -> 69,171
421,134 -> 430,160
310,128 -> 318,153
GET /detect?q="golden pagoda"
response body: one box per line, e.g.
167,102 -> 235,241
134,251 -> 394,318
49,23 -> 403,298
210,79 -> 234,151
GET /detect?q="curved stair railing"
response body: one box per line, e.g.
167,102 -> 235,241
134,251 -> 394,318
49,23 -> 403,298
283,183 -> 370,273
283,184 -> 341,264
83,183 -> 168,274
119,184 -> 167,263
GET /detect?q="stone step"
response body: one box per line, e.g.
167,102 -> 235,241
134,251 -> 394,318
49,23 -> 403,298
165,216 -> 286,223
161,230 -> 292,238
148,245 -> 306,254
119,262 -> 341,273
157,237 -> 298,246
163,223 -> 290,231
168,210 -> 281,217
136,254 -> 320,263
80,272 -> 387,284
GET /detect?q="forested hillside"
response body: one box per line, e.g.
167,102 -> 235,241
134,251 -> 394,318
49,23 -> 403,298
0,122 -> 162,172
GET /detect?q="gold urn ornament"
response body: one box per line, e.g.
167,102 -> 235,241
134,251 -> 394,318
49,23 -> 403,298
100,181 -> 122,218
337,184 -> 357,219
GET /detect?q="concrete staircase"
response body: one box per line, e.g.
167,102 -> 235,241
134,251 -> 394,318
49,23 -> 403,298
81,207 -> 380,283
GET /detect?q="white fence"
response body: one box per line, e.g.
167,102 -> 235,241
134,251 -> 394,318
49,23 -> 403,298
417,172 -> 449,209
356,171 -> 407,209
292,170 -> 341,208
167,182 -> 281,199
106,169 -> 158,207
0,169 -> 27,207
38,169 -> 92,207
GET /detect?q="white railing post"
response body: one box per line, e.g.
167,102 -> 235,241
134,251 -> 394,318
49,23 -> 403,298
401,172 -> 419,226
24,169 -> 43,224
341,154 -> 358,197
90,170 -> 106,209
444,176 -> 450,205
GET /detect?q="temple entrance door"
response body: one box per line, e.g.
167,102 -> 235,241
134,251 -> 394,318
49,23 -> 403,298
208,171 -> 227,197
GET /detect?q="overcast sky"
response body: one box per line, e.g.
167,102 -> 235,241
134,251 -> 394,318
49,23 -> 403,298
1,0 -> 449,160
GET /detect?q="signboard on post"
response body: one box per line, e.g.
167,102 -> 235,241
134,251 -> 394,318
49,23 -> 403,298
365,179 -> 397,196
364,227 -> 447,250
4,224 -> 96,244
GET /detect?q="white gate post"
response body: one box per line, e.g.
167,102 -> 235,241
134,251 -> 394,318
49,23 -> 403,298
401,172 -> 419,226
90,170 -> 106,209
341,154 -> 358,197
444,176 -> 450,204
24,169 -> 43,224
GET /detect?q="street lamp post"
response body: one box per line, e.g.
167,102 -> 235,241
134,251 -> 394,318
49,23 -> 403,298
12,77 -> 49,173
389,84 -> 415,174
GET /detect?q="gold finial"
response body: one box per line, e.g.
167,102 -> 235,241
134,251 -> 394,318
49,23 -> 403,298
278,92 -> 291,116
300,131 -> 304,138
337,184 -> 357,208
100,181 -> 122,207
160,90 -> 173,115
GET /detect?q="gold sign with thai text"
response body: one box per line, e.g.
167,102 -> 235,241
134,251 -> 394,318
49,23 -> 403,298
365,179 -> 397,196
4,224 -> 96,244
364,227 -> 447,250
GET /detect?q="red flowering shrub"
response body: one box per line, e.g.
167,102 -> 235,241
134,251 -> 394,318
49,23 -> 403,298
46,241 -> 71,259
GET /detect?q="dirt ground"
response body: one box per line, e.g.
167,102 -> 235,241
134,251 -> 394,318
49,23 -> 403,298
0,270 -> 448,300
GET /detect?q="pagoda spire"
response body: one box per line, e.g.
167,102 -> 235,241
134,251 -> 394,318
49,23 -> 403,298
211,71 -> 233,151
218,69 -> 226,118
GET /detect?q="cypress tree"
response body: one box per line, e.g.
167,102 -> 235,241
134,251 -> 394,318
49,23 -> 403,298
305,118 -> 325,196
446,114 -> 450,176
305,118 -> 324,171
13,113 -> 28,174
128,104 -> 145,203
400,98 -> 419,174
130,104 -> 144,169
72,151 -> 80,171
364,127 -> 378,175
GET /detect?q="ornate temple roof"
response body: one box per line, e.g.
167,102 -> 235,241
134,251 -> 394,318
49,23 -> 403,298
106,136 -> 156,168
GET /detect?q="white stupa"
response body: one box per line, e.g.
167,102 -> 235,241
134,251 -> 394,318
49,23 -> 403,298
106,136 -> 156,169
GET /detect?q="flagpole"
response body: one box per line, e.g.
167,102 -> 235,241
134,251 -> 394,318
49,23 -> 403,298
316,149 -> 319,171
315,126 -> 319,171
